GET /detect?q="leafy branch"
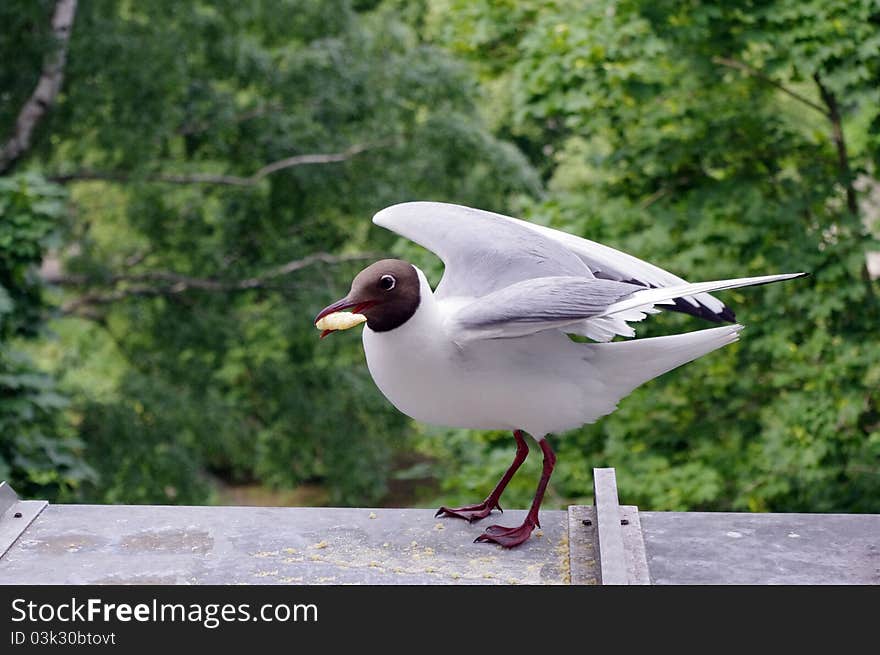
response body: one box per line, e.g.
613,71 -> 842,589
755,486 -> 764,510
53,252 -> 376,318
48,142 -> 382,186
713,57 -> 859,217
175,102 -> 283,137
813,72 -> 858,216
711,56 -> 829,117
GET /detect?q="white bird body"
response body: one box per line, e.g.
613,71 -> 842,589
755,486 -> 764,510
362,266 -> 744,437
363,270 -> 585,436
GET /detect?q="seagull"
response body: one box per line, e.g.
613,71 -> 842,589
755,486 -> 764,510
314,202 -> 805,547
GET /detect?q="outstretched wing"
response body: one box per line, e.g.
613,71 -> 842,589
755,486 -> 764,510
506,215 -> 735,322
373,201 -> 733,321
448,272 -> 806,343
449,276 -> 640,341
373,202 -> 593,299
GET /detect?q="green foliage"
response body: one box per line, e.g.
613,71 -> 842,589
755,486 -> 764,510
74,388 -> 212,506
0,347 -> 92,501
0,173 -> 93,498
0,174 -> 64,338
1,1 -> 536,505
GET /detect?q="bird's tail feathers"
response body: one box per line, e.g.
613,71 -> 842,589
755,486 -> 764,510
580,324 -> 744,422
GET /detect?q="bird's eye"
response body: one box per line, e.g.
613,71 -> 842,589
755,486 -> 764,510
379,274 -> 396,291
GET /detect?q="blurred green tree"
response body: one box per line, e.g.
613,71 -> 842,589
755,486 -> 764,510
0,0 -> 538,504
0,173 -> 94,499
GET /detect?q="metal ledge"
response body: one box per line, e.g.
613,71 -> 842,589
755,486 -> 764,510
0,474 -> 877,585
0,482 -> 48,560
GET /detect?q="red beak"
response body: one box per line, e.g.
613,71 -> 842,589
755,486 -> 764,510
314,297 -> 378,338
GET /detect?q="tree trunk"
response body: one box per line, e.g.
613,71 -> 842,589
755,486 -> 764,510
0,0 -> 78,174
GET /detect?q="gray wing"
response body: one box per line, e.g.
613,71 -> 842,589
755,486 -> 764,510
449,276 -> 641,341
506,216 -> 734,321
372,202 -> 593,299
450,271 -> 805,343
374,201 -> 733,321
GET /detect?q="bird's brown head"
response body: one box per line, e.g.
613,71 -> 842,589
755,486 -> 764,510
314,259 -> 421,337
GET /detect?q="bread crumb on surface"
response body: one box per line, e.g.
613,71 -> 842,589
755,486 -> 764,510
252,550 -> 278,558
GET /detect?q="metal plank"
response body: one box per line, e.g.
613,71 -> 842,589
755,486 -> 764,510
593,467 -> 628,585
567,505 -> 598,585
0,482 -> 17,517
640,511 -> 880,585
0,482 -> 48,560
0,505 -> 571,585
619,505 -> 650,585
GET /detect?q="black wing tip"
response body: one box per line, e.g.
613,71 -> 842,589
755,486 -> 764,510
718,305 -> 737,323
667,296 -> 736,323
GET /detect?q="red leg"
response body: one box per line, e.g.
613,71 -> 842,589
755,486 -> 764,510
475,437 -> 556,548
435,430 -> 529,522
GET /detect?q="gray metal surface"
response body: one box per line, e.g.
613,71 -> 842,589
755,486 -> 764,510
567,506 -> 598,585
567,504 -> 650,585
619,506 -> 650,585
0,482 -> 48,560
0,482 -> 17,517
0,505 -> 573,585
640,511 -> 880,585
592,467 -> 628,584
1,473 -> 877,585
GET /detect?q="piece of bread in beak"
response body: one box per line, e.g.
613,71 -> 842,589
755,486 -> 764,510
316,311 -> 367,331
